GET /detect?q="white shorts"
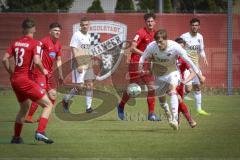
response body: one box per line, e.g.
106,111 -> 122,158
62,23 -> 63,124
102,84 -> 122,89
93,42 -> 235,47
72,68 -> 95,83
155,70 -> 180,96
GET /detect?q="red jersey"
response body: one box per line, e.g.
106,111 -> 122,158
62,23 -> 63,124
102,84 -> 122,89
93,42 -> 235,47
34,35 -> 61,74
131,27 -> 155,61
177,57 -> 190,79
7,35 -> 41,78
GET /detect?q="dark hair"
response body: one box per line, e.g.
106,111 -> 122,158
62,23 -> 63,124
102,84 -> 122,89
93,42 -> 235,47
49,22 -> 62,29
22,18 -> 35,30
175,37 -> 186,45
154,29 -> 167,41
144,13 -> 156,21
190,18 -> 200,25
80,17 -> 90,23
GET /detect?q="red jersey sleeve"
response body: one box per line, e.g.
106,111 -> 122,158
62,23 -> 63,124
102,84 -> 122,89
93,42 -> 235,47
33,41 -> 42,56
133,30 -> 143,46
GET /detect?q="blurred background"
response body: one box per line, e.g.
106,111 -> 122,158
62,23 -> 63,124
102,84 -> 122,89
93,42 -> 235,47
0,0 -> 239,94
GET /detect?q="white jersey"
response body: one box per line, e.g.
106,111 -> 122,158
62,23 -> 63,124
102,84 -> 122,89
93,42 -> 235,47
70,30 -> 91,50
139,40 -> 200,76
180,32 -> 206,66
70,30 -> 92,69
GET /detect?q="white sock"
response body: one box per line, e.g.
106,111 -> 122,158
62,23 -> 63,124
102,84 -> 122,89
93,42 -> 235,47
63,87 -> 78,102
160,102 -> 172,121
170,93 -> 179,122
193,91 -> 202,111
160,102 -> 170,113
86,89 -> 93,109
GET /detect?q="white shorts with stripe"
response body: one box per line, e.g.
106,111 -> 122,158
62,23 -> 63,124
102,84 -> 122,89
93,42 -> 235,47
155,70 -> 181,96
72,68 -> 95,84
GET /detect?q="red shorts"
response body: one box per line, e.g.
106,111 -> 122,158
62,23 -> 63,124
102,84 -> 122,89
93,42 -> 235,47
33,73 -> 56,91
176,83 -> 184,98
11,76 -> 45,103
128,59 -> 154,84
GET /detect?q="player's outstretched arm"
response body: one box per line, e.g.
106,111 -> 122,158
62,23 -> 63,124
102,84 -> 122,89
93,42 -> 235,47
2,53 -> 13,75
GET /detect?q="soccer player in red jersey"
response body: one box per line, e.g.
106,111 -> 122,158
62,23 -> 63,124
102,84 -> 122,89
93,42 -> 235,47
25,23 -> 63,123
2,19 -> 54,144
117,13 -> 159,121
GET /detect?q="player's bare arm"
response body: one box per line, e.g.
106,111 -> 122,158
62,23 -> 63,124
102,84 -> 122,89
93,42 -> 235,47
56,56 -> 63,82
130,41 -> 143,55
197,74 -> 206,84
33,54 -> 48,76
2,53 -> 13,75
202,56 -> 208,66
182,69 -> 196,85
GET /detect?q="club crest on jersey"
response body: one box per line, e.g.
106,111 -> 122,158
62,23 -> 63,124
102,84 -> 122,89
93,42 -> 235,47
49,52 -> 56,58
72,20 -> 127,81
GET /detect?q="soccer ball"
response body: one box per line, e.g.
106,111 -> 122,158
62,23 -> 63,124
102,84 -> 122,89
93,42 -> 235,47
127,83 -> 141,97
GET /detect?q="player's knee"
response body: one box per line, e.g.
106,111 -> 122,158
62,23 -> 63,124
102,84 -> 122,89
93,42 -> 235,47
147,84 -> 155,92
194,90 -> 201,95
185,87 -> 191,93
19,106 -> 29,117
37,95 -> 52,108
168,90 -> 177,96
178,94 -> 183,102
48,90 -> 57,100
86,83 -> 93,90
193,86 -> 201,92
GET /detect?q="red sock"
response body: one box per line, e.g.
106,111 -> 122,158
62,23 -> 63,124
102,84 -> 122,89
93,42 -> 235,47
119,91 -> 130,108
179,102 -> 192,122
14,122 -> 23,137
178,104 -> 182,124
37,117 -> 48,133
28,102 -> 38,117
147,90 -> 155,113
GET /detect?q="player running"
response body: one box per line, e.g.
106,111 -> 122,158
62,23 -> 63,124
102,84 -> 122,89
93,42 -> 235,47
62,17 -> 96,113
2,19 -> 54,144
175,37 -> 198,128
139,29 -> 205,130
180,18 -> 210,115
117,13 -> 159,121
24,22 -> 63,123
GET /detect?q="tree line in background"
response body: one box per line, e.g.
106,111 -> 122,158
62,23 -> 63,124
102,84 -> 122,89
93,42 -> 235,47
1,0 -> 74,12
1,0 -> 230,13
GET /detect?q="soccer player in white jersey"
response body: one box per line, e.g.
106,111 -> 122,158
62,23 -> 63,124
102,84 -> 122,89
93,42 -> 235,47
62,17 -> 95,113
180,18 -> 209,115
139,29 -> 205,130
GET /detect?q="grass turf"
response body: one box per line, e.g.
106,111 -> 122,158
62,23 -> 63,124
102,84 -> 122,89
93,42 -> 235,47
0,90 -> 240,159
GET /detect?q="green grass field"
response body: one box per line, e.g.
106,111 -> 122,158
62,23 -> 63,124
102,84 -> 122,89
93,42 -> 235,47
0,90 -> 240,159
